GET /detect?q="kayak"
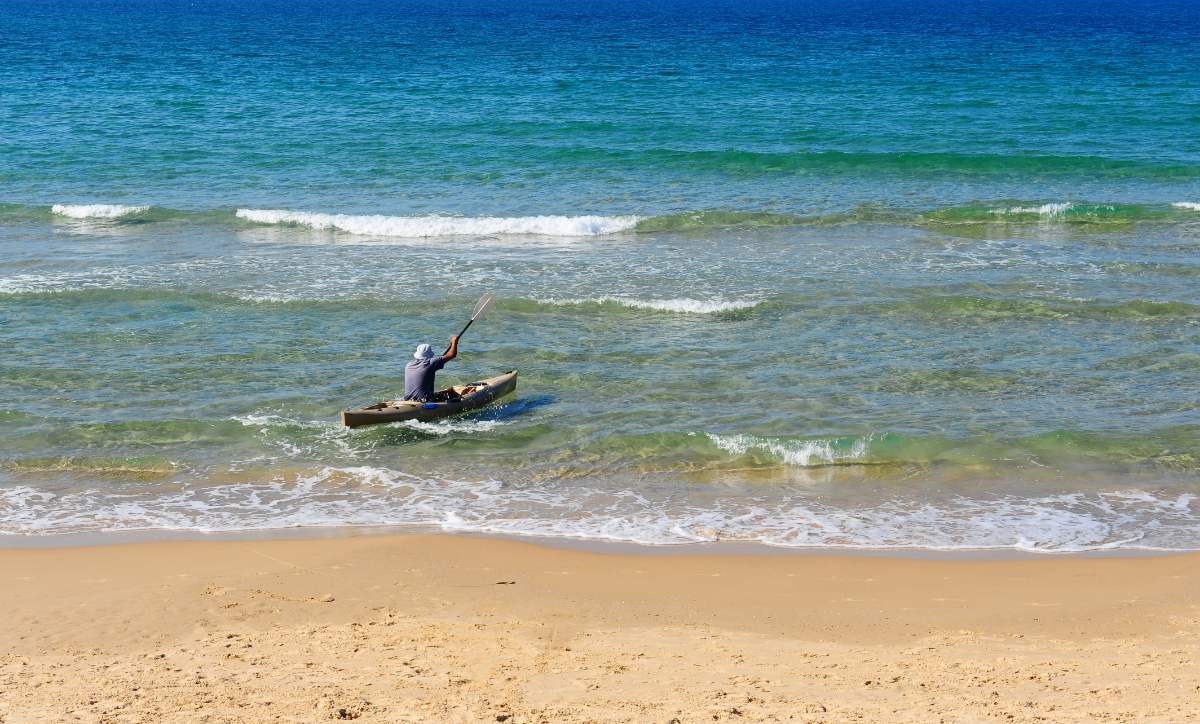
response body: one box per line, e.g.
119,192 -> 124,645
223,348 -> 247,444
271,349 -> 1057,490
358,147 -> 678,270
340,370 -> 518,428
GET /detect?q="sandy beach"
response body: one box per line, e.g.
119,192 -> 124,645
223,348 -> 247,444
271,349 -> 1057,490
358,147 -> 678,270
1,534 -> 1197,722
6,1 -> 1200,721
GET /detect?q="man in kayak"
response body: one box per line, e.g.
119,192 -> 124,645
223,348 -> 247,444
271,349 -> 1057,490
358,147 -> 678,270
402,336 -> 459,402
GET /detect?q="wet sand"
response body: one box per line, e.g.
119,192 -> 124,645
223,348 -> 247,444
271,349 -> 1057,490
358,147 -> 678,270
1,534 -> 1198,722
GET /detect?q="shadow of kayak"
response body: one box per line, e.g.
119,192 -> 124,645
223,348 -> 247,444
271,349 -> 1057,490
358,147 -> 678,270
468,394 -> 555,422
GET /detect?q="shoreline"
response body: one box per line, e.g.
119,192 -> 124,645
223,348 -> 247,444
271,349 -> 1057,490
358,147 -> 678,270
0,523 -> 1188,560
0,523 -> 1190,564
3,532 -> 1198,720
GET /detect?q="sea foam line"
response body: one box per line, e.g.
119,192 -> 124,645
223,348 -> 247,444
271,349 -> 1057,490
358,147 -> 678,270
537,296 -> 761,314
2,468 -> 1198,552
51,204 -> 150,219
1172,202 -> 1200,211
236,209 -> 640,237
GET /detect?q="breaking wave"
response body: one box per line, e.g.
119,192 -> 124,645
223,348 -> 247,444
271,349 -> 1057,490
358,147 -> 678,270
706,433 -> 873,467
2,465 -> 1198,552
51,203 -> 151,219
3,420 -> 1199,550
992,202 -> 1077,216
0,200 -> 1195,235
235,209 -> 640,237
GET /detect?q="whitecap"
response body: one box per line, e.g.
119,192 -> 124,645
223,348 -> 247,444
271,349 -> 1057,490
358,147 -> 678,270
51,203 -> 150,219
236,209 -> 640,237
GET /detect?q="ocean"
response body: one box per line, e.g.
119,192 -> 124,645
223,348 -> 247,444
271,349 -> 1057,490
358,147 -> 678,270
1,0 -> 1198,551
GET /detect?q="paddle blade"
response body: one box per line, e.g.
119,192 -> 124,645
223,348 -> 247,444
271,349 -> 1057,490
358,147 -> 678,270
471,292 -> 496,320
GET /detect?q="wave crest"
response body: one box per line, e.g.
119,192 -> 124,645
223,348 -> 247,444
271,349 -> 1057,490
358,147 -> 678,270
236,209 -> 640,237
707,433 -> 873,466
991,202 -> 1077,217
51,204 -> 150,219
9,200 -> 1197,234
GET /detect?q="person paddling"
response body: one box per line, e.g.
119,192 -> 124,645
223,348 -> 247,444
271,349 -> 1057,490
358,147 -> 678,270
403,336 -> 458,402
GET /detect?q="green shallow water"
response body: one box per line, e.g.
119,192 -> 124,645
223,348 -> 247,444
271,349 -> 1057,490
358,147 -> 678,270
2,218 -> 1199,549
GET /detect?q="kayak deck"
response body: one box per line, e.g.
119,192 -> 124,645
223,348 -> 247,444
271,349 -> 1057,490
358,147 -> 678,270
340,370 -> 517,428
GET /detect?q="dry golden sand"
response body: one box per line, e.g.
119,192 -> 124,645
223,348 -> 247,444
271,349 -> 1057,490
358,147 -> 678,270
1,534 -> 1198,723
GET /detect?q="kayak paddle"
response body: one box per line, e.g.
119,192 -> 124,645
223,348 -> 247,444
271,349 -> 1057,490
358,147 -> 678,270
444,293 -> 495,354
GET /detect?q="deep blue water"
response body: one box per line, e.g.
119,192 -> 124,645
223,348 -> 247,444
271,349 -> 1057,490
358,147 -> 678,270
4,0 -> 1199,212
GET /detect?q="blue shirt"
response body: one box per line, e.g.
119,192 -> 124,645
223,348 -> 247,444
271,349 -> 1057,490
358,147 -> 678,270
403,356 -> 446,401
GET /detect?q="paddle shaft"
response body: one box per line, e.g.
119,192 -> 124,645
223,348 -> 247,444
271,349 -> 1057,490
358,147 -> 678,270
443,318 -> 474,355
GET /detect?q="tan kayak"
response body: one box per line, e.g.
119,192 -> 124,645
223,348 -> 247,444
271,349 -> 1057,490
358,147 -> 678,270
340,370 -> 518,428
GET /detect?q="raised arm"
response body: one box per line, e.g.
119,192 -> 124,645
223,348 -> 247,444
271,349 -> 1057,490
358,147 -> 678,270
442,335 -> 460,362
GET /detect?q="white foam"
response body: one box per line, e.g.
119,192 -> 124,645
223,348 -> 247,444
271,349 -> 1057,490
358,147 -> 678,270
0,257 -> 234,296
1172,202 -> 1200,211
229,412 -> 507,460
991,202 -> 1074,217
3,468 -> 1198,552
394,419 -> 509,435
230,290 -> 364,303
233,413 -> 507,436
236,209 -> 640,237
229,414 -> 358,458
0,274 -> 58,295
231,291 -> 304,303
0,269 -> 138,294
707,433 -> 871,466
231,413 -> 329,430
539,296 -> 761,314
51,204 -> 150,219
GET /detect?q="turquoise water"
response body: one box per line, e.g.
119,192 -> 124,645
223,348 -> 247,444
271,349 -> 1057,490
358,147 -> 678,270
1,0 -> 1199,550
